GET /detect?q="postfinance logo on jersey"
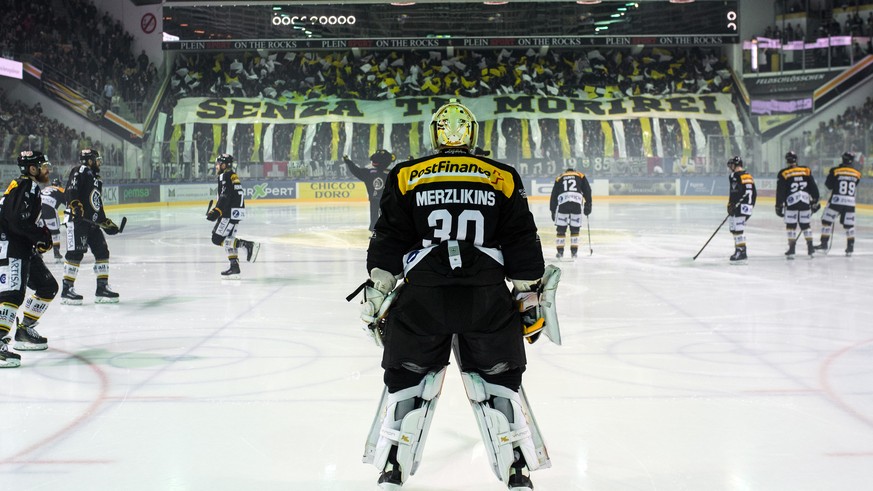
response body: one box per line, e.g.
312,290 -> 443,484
398,158 -> 514,198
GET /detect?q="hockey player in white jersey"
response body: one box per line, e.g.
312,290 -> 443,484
40,178 -> 65,262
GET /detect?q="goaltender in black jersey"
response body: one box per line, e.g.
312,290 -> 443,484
362,99 -> 551,491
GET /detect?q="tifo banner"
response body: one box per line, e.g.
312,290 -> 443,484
296,181 -> 368,200
173,94 -> 740,125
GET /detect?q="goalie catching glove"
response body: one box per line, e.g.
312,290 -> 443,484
510,265 -> 563,345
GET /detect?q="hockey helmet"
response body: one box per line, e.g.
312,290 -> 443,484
369,149 -> 395,168
51,178 -> 61,187
80,148 -> 101,167
726,155 -> 743,170
785,151 -> 798,165
841,151 -> 855,166
18,150 -> 49,175
216,153 -> 235,167
430,98 -> 478,150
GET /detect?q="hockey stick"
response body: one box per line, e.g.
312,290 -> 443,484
586,215 -> 593,255
692,214 -> 730,260
76,216 -> 127,234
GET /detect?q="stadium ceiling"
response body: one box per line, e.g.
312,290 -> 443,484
163,0 -> 738,41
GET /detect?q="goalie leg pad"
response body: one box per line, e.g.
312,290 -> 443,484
364,367 -> 447,482
461,371 -> 551,483
539,264 -> 562,345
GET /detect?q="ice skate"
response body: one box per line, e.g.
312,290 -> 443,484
729,247 -> 747,264
814,237 -> 830,255
241,239 -> 260,263
806,240 -> 815,258
846,240 -> 854,257
507,456 -> 534,491
95,284 -> 120,304
221,260 -> 241,279
53,248 -> 64,263
14,320 -> 47,350
0,337 -> 21,368
61,282 -> 84,305
376,461 -> 402,490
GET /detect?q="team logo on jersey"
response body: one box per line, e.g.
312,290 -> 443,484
89,190 -> 102,211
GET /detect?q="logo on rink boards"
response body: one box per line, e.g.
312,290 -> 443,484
296,181 -> 367,200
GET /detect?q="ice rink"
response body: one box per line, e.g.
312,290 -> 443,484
3,197 -> 873,491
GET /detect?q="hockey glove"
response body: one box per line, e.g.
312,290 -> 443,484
727,203 -> 735,215
811,201 -> 821,214
99,218 -> 120,235
583,202 -> 592,216
36,226 -> 53,253
775,205 -> 785,218
68,200 -> 85,219
206,208 -> 221,222
512,278 -> 545,344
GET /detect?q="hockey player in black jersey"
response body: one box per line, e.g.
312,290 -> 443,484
343,149 -> 395,230
0,151 -> 58,368
206,154 -> 259,278
775,151 -> 820,259
61,149 -> 122,304
360,99 -> 555,491
549,165 -> 592,259
816,151 -> 862,256
726,156 -> 756,263
40,178 -> 66,262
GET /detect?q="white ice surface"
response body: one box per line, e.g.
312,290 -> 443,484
3,199 -> 873,491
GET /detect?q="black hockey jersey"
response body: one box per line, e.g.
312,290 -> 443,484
215,169 -> 246,220
65,164 -> 108,224
345,159 -> 390,201
824,164 -> 862,207
367,149 -> 544,286
0,176 -> 48,256
776,165 -> 819,209
728,170 -> 756,211
550,170 -> 592,216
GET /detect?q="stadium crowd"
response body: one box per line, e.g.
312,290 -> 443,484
0,0 -> 157,118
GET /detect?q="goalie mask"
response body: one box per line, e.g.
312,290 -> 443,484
430,98 -> 478,151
